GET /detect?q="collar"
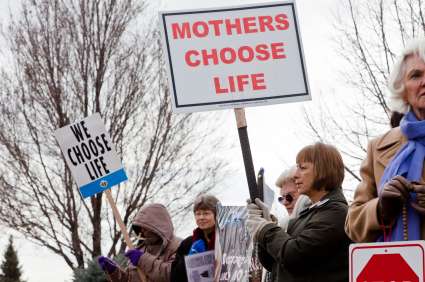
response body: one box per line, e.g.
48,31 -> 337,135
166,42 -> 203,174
375,127 -> 406,167
376,127 -> 405,150
192,227 -> 215,250
309,198 -> 330,209
299,189 -> 346,216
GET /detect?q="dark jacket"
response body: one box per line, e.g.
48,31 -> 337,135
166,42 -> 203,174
170,228 -> 215,282
258,188 -> 351,282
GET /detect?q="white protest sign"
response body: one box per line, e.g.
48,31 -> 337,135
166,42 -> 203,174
159,0 -> 310,113
349,241 -> 425,282
55,113 -> 127,198
185,250 -> 215,282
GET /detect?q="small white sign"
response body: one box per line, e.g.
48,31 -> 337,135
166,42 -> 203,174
159,0 -> 310,113
55,113 -> 127,198
185,250 -> 215,282
350,241 -> 425,282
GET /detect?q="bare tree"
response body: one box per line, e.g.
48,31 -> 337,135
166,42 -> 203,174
0,0 -> 228,269
303,0 -> 425,198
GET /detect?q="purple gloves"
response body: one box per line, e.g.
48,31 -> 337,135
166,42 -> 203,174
97,256 -> 117,274
125,249 -> 144,266
188,239 -> 207,255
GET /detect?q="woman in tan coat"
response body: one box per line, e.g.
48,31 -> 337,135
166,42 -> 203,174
98,203 -> 181,282
345,38 -> 425,242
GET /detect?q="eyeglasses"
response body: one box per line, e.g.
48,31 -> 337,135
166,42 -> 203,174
278,194 -> 294,204
195,210 -> 214,217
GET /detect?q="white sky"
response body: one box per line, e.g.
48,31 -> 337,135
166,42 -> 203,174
0,0 -> 346,281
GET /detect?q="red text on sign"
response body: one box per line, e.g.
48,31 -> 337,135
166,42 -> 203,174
185,42 -> 286,67
171,14 -> 289,39
214,73 -> 266,94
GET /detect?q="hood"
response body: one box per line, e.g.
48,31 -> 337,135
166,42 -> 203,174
132,203 -> 174,245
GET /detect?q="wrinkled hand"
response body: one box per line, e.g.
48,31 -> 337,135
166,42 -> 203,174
97,256 -> 118,274
247,198 -> 272,241
378,176 -> 410,225
125,249 -> 144,266
411,182 -> 425,215
189,239 -> 207,255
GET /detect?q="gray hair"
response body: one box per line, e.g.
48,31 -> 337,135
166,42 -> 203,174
275,166 -> 296,188
388,38 -> 425,113
193,194 -> 219,215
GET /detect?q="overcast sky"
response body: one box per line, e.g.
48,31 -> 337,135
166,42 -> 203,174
0,0 -> 344,281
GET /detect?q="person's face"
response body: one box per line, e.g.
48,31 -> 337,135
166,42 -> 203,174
294,162 -> 315,198
403,54 -> 425,119
279,182 -> 299,215
195,209 -> 215,231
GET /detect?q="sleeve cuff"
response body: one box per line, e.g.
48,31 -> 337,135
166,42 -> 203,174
257,222 -> 278,243
367,197 -> 382,231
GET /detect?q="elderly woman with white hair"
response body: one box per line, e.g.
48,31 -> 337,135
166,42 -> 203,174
275,166 -> 311,230
345,38 -> 425,242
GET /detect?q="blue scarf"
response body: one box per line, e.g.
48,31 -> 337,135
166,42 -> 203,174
378,111 -> 425,241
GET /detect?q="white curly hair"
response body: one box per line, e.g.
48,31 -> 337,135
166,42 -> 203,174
388,38 -> 425,113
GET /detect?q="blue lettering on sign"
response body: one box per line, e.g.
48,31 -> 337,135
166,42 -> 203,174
79,168 -> 127,198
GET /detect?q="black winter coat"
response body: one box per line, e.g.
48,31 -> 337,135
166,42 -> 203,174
170,236 -> 192,282
257,188 -> 351,282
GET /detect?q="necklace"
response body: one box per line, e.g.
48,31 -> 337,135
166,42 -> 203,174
403,205 -> 408,240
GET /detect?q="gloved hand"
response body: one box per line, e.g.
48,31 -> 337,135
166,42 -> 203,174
247,198 -> 273,221
188,239 -> 207,255
125,249 -> 144,266
255,199 -> 278,223
378,175 -> 410,225
411,182 -> 425,215
247,198 -> 272,241
97,256 -> 118,274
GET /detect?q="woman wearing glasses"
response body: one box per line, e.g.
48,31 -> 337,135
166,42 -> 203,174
276,167 -> 300,216
170,194 -> 219,282
276,167 -> 311,231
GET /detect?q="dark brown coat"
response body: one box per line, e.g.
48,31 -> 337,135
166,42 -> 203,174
108,203 -> 181,282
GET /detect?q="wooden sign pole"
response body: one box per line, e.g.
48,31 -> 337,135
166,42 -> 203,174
105,190 -> 147,282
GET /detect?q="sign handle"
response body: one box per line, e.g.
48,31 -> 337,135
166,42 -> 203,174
105,189 -> 147,282
234,108 -> 261,202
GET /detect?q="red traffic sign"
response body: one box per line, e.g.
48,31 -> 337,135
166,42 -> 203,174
350,241 -> 425,282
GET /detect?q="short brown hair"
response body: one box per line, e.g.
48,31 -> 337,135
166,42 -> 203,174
193,194 -> 219,215
296,142 -> 344,191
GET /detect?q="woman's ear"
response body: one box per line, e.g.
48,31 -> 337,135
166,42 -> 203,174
401,90 -> 408,103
